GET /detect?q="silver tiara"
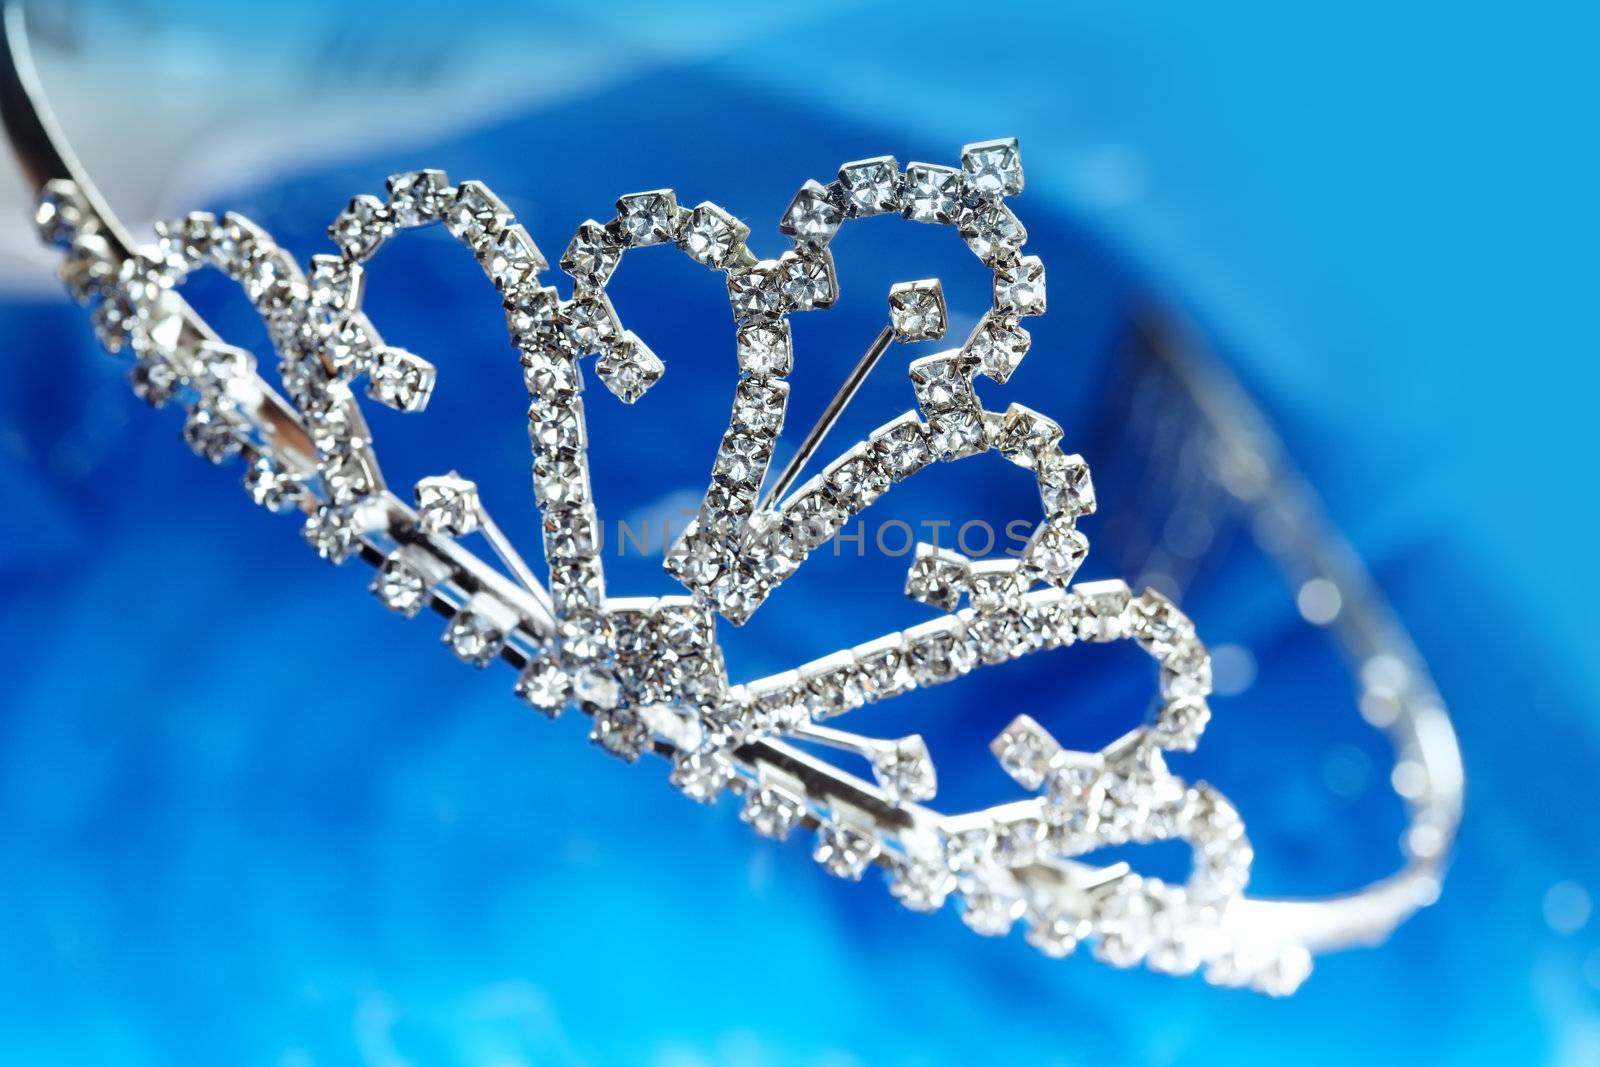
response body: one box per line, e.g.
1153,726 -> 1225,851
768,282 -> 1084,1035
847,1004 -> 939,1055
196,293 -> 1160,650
4,3 -> 1462,996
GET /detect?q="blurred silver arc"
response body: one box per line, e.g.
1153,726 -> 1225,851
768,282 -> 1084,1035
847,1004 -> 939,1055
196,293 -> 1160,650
1,1 -> 1461,995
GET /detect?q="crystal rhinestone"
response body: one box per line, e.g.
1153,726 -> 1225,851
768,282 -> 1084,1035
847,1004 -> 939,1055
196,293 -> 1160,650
746,519 -> 803,583
699,472 -> 751,522
554,569 -> 603,623
744,673 -> 806,733
60,233 -> 115,302
92,293 -> 134,353
243,455 -> 300,512
446,181 -> 511,251
871,415 -> 933,479
855,639 -> 914,700
961,137 -> 1024,199
1045,749 -> 1107,817
887,279 -> 948,343
903,162 -> 963,224
445,609 -> 506,667
35,179 -> 89,246
1132,590 -> 1193,659
528,399 -> 586,453
1075,580 -> 1133,641
967,563 -> 1023,615
786,484 -> 844,550
559,220 -> 621,287
779,248 -> 837,310
569,665 -> 620,712
414,473 -> 481,536
514,653 -> 570,717
995,817 -> 1043,868
907,621 -> 976,685
967,611 -> 1028,665
177,212 -> 217,257
1093,878 -> 1155,968
727,260 -> 784,319
663,526 -> 727,586
670,751 -> 734,804
485,224 -> 545,290
779,179 -> 842,244
883,831 -> 953,908
995,403 -> 1063,468
995,255 -> 1047,316
905,545 -> 969,610
552,563 -> 604,618
1022,590 -> 1077,650
702,484 -> 756,535
508,286 -> 563,350
155,215 -> 204,266
959,877 -> 1024,936
562,292 -> 620,354
735,321 -> 792,377
181,406 -> 245,463
543,506 -> 601,563
1038,452 -> 1095,518
991,714 -> 1062,790
372,554 -> 428,617
873,736 -> 937,803
961,202 -> 1027,265
680,202 -> 748,269
152,216 -> 200,267
633,700 -> 704,751
321,453 -> 373,504
596,332 -> 665,403
1155,697 -> 1211,752
307,254 -> 361,315
813,822 -> 879,880
303,504 -> 358,564
590,707 -> 650,762
367,346 -> 436,411
909,355 -> 972,413
329,194 -> 389,260
741,784 -> 805,841
617,191 -> 678,246
321,319 -> 373,378
945,826 -> 997,873
1162,637 -> 1213,700
244,246 -> 302,309
304,391 -> 365,453
210,213 -> 265,276
1026,904 -> 1086,959
802,654 -> 865,718
713,433 -> 769,489
732,377 -> 788,435
385,169 -> 451,227
1025,522 -> 1089,585
888,851 -> 953,912
823,447 -> 890,512
930,411 -> 987,459
837,156 -> 901,217
964,314 -> 1031,384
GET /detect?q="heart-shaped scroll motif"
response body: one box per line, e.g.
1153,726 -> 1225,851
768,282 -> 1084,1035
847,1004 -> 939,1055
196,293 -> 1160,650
37,139 -> 1310,994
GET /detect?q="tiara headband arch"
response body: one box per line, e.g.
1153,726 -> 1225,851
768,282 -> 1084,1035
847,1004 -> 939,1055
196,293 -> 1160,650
2,2 -> 1462,995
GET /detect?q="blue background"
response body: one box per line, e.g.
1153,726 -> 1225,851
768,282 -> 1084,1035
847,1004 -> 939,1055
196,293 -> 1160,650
1,2 -> 1595,1064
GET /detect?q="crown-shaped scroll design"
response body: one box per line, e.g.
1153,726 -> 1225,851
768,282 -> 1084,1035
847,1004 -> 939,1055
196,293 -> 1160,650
33,139 -> 1311,995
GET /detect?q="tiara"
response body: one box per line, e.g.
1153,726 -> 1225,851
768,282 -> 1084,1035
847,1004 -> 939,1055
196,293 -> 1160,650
3,5 -> 1462,996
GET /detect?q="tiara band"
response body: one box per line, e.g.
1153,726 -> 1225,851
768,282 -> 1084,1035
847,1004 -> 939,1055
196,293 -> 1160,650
2,4 -> 1462,996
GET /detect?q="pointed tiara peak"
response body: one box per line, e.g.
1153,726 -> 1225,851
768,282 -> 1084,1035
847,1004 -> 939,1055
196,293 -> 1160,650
16,16 -> 1462,996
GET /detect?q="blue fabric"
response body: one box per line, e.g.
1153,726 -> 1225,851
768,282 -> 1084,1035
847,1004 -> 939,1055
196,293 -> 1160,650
1,2 -> 1595,1064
